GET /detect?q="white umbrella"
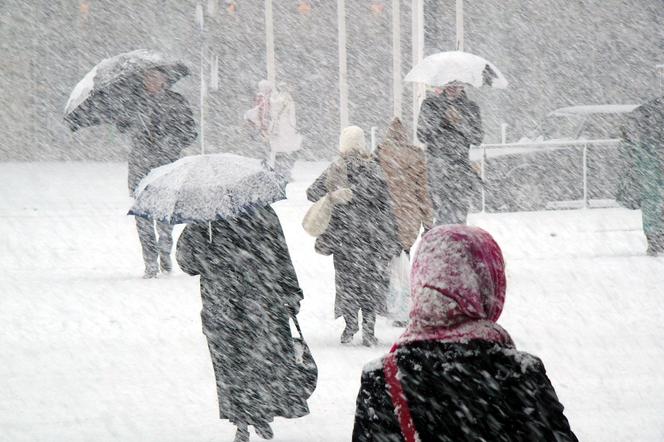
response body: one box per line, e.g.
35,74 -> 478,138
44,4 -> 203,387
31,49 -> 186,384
128,153 -> 286,224
405,51 -> 508,89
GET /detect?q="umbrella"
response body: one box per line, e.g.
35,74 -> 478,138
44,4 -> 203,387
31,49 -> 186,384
128,153 -> 286,224
405,51 -> 508,89
64,49 -> 189,132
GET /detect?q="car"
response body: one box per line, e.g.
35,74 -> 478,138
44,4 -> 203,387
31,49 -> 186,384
518,104 -> 639,143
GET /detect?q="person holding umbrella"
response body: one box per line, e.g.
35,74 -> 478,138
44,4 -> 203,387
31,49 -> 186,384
152,154 -> 311,442
123,68 -> 197,278
417,81 -> 483,225
64,50 -> 197,278
406,51 -> 507,225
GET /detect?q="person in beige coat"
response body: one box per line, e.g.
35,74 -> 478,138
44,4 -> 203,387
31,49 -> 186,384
375,117 -> 434,252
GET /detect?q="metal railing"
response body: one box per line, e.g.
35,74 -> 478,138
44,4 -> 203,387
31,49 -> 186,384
472,139 -> 622,212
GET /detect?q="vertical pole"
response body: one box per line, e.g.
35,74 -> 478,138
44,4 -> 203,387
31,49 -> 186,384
371,126 -> 377,151
456,0 -> 464,51
196,3 -> 206,155
337,0 -> 349,129
481,145 -> 487,212
583,143 -> 588,208
265,0 -> 276,85
200,45 -> 206,155
392,0 -> 402,119
412,0 -> 424,143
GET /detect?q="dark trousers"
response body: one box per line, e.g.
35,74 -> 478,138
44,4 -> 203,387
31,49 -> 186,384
135,217 -> 173,269
344,310 -> 377,337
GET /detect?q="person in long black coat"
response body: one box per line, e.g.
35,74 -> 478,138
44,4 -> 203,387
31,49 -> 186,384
353,225 -> 577,442
121,68 -> 197,278
417,82 -> 483,225
307,126 -> 400,346
176,205 -> 308,442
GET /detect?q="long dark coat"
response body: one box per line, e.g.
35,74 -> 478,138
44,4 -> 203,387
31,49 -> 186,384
353,340 -> 578,442
417,93 -> 483,224
619,97 -> 664,248
123,90 -> 197,194
176,205 -> 309,424
307,154 -> 400,318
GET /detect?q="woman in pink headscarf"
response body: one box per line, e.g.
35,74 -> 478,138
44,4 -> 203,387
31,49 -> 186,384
352,225 -> 577,442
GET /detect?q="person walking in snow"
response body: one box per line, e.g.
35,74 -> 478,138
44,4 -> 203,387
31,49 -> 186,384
268,82 -> 303,181
618,97 -> 664,256
176,204 -> 309,442
307,126 -> 400,346
417,81 -> 483,225
375,117 -> 434,326
244,80 -> 274,164
352,225 -> 578,442
120,68 -> 197,278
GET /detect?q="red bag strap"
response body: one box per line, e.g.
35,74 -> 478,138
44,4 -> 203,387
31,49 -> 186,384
383,345 -> 419,442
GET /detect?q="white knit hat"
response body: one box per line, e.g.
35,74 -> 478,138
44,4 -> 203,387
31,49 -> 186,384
339,126 -> 368,156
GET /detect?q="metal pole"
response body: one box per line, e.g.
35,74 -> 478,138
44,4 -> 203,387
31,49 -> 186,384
456,0 -> 464,51
196,3 -> 206,155
582,143 -> 588,208
265,0 -> 276,85
337,0 -> 349,129
481,145 -> 487,212
371,126 -> 377,151
392,0 -> 402,118
412,0 -> 424,143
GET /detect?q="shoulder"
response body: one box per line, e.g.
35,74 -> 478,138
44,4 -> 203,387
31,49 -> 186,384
164,91 -> 191,108
362,354 -> 388,375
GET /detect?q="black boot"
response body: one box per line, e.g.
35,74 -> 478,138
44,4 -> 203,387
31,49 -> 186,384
341,313 -> 359,344
361,310 -> 378,347
254,421 -> 274,440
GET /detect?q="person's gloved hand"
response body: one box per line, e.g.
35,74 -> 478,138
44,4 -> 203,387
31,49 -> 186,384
286,302 -> 300,316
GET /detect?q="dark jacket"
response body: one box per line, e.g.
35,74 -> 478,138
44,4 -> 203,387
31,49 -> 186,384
353,340 -> 577,442
417,92 -> 483,161
619,97 -> 664,238
307,154 -> 400,317
417,93 -> 483,221
125,90 -> 197,194
176,205 -> 308,423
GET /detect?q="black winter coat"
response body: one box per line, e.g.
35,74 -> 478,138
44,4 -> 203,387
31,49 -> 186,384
417,93 -> 483,161
417,93 -> 483,219
353,340 -> 577,442
176,205 -> 308,424
124,90 -> 197,194
307,155 -> 400,318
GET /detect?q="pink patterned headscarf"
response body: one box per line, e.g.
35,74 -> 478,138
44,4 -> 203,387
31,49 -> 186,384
398,225 -> 514,347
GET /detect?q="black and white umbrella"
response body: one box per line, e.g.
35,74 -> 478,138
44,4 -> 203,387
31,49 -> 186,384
64,49 -> 189,132
128,153 -> 286,225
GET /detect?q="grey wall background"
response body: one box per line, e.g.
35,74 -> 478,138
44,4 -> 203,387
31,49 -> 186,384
2,0 -> 663,161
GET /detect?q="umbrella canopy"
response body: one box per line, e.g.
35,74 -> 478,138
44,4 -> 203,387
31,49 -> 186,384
405,51 -> 507,89
64,49 -> 189,132
128,153 -> 286,224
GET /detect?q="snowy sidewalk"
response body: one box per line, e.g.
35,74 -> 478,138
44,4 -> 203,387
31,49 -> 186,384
1,161 -> 663,441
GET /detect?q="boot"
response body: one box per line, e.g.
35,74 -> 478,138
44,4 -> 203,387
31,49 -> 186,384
341,313 -> 359,344
361,310 -> 378,347
143,263 -> 159,279
253,422 -> 274,440
234,424 -> 250,442
340,327 -> 356,344
159,254 -> 172,272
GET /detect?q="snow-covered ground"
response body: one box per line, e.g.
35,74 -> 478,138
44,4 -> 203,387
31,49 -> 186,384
1,161 -> 664,441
